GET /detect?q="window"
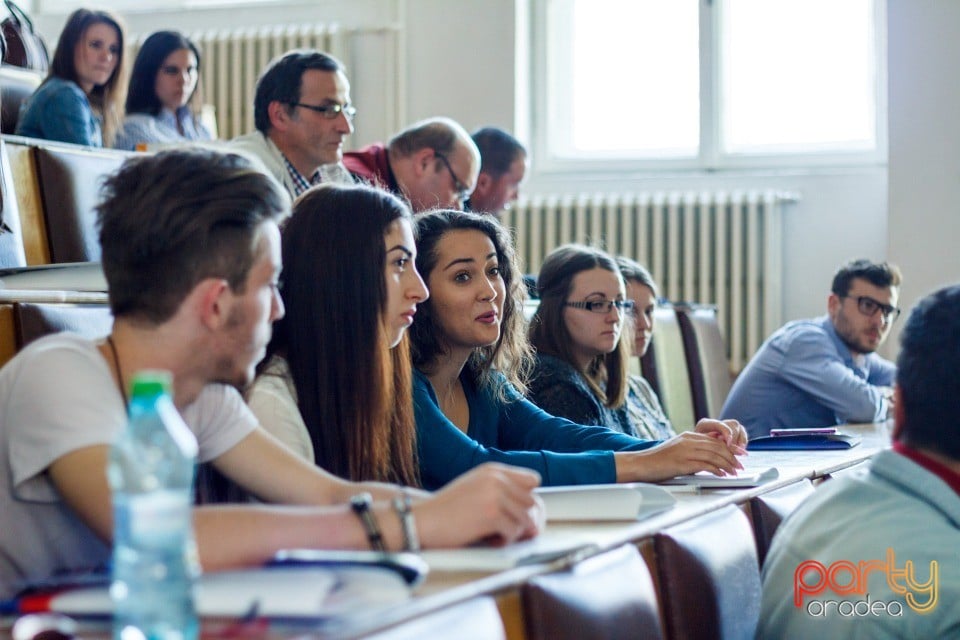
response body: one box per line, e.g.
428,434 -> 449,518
534,0 -> 886,171
36,0 -> 273,12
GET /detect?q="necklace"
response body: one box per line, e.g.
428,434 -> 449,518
106,335 -> 128,406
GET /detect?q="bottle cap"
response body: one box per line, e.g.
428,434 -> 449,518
129,370 -> 173,401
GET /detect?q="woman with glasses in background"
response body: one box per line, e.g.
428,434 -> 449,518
408,210 -> 747,489
527,246 -> 677,440
615,255 -> 677,439
114,30 -> 213,150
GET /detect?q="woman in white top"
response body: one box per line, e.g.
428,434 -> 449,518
114,31 -> 212,150
246,183 -> 429,485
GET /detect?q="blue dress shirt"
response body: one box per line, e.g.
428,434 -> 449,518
720,315 -> 895,437
113,108 -> 212,151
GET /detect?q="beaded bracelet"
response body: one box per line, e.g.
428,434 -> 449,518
350,492 -> 385,552
392,489 -> 420,553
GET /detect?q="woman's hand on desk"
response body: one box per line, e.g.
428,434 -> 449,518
614,429 -> 746,482
413,463 -> 545,548
695,418 -> 749,451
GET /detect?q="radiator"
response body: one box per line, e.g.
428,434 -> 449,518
504,191 -> 797,372
132,23 -> 403,141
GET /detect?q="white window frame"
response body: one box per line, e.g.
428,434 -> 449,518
35,0 -> 284,13
529,0 -> 888,174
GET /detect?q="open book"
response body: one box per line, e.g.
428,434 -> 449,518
12,565 -> 411,620
660,466 -> 779,488
419,534 -> 600,572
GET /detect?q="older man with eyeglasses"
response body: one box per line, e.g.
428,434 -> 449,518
721,258 -> 902,438
343,116 -> 480,213
230,49 -> 356,198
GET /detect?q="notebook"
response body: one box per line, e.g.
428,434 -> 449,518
535,483 -> 677,521
660,466 -> 780,488
269,549 -> 428,586
747,433 -> 861,451
11,566 -> 411,620
419,535 -> 599,572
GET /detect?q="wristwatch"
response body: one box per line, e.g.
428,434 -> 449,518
350,492 -> 386,552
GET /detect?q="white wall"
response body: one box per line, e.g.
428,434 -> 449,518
32,0 -> 894,333
886,0 -> 960,353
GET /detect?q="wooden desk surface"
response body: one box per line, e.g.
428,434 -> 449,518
1,422 -> 891,639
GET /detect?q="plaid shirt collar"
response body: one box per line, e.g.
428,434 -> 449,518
281,154 -> 321,196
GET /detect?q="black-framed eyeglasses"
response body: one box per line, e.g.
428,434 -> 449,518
842,295 -> 901,323
289,101 -> 357,120
565,299 -> 636,314
433,150 -> 471,202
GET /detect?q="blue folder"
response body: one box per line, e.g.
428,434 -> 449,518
747,433 -> 861,451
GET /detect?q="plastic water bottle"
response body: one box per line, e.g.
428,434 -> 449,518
107,370 -> 200,640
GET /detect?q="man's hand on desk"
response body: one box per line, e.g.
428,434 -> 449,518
413,463 -> 545,549
880,385 -> 896,418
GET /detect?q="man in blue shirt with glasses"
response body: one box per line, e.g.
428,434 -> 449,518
721,259 -> 901,438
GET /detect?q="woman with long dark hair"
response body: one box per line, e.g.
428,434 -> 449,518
115,30 -> 212,150
243,183 -> 543,545
16,8 -> 126,146
408,210 -> 746,489
248,183 -> 424,484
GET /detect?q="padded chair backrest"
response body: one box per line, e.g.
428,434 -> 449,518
0,303 -> 15,366
522,544 -> 664,640
33,145 -> 134,263
646,504 -> 761,640
749,479 -> 815,567
13,301 -> 113,349
0,138 -> 27,267
2,137 -> 49,264
362,597 -> 506,640
0,65 -> 43,134
676,304 -> 733,420
644,304 -> 695,431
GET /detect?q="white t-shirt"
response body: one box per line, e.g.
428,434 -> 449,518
0,333 -> 258,597
245,355 -> 314,463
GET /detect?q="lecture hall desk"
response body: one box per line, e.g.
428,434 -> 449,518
1,424 -> 891,639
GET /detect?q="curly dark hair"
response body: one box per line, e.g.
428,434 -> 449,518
410,209 -> 533,398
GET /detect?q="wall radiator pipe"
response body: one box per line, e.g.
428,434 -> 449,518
133,23 -> 402,142
504,190 -> 797,372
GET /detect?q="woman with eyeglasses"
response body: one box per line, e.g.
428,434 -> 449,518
615,255 -> 677,439
527,246 -> 677,440
408,210 -> 747,489
243,183 -> 543,548
114,31 -> 213,150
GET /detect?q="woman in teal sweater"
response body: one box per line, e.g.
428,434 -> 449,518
409,210 -> 747,489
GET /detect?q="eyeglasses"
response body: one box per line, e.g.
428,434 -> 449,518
289,101 -> 357,120
565,299 -> 636,314
433,151 -> 472,203
842,295 -> 901,323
